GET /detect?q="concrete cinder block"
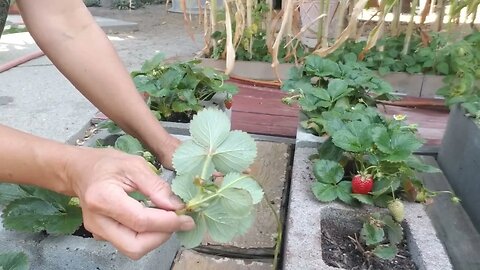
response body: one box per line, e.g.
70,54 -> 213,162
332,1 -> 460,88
438,105 -> 480,232
283,147 -> 452,270
199,58 -> 295,81
381,72 -> 424,97
421,75 -> 445,99
295,125 -> 327,148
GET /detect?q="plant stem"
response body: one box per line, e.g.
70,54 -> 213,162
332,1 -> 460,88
263,191 -> 282,270
200,154 -> 213,180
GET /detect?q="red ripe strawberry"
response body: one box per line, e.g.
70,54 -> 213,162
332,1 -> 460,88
351,174 -> 373,194
224,99 -> 233,109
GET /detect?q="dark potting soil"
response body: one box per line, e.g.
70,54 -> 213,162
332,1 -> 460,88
73,224 -> 93,238
321,218 -> 417,270
163,112 -> 194,123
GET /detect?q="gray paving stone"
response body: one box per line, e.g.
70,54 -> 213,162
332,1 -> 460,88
171,249 -> 273,270
202,141 -> 292,250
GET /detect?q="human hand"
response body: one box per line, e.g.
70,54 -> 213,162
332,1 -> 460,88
153,134 -> 180,171
65,147 -> 194,260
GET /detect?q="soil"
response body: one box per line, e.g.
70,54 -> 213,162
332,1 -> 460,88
163,111 -> 194,123
73,225 -> 94,238
321,217 -> 417,270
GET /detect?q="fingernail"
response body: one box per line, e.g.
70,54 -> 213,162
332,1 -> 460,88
169,195 -> 185,208
179,215 -> 195,231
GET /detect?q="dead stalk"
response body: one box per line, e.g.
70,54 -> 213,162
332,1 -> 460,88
313,0 -> 369,57
402,0 -> 419,55
223,0 -> 236,74
271,0 -> 294,81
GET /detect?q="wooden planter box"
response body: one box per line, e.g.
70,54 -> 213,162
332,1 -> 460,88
437,105 -> 480,232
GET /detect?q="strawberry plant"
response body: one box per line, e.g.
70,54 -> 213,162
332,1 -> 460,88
436,31 -> 480,121
131,53 -> 238,121
353,213 -> 404,260
170,108 -> 263,248
310,104 -> 444,207
281,55 -> 395,135
0,184 -> 82,235
327,32 -> 449,76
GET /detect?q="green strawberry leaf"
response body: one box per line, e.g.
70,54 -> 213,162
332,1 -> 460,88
373,128 -> 423,162
336,181 -> 354,204
217,188 -> 253,217
351,194 -> 374,205
171,174 -> 200,202
361,222 -> 385,246
371,177 -> 401,196
313,159 -> 344,184
0,184 -> 29,205
140,53 -> 165,72
176,211 -> 207,248
213,131 -> 257,174
190,108 -> 231,149
114,135 -> 144,155
220,173 -> 263,204
373,245 -> 398,260
405,156 -> 441,173
312,183 -> 338,202
0,252 -> 29,270
172,140 -> 214,177
316,138 -> 344,162
382,215 -> 403,245
203,201 -> 240,243
304,56 -> 341,77
332,121 -> 372,152
2,197 -> 82,235
327,79 -> 353,101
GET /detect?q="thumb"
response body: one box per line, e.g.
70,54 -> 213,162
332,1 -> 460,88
134,171 -> 185,211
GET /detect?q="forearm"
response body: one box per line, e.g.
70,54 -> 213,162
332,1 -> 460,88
0,124 -> 75,195
16,0 -> 169,154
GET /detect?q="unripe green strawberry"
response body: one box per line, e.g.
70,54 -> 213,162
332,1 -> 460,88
388,199 -> 405,222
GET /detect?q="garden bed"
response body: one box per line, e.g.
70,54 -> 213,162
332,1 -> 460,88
282,144 -> 452,270
321,208 -> 417,270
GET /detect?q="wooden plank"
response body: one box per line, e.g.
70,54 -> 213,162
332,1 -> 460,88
419,156 -> 480,270
379,105 -> 448,146
232,111 -> 298,137
232,95 -> 299,117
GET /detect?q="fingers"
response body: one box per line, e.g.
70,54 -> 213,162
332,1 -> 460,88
96,186 -> 195,233
84,213 -> 173,260
129,162 -> 185,211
